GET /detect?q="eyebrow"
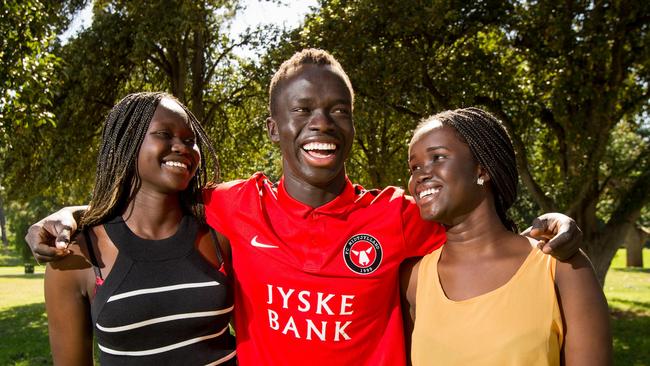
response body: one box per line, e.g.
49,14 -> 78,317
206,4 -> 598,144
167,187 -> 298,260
408,146 -> 447,161
293,97 -> 313,104
291,97 -> 352,105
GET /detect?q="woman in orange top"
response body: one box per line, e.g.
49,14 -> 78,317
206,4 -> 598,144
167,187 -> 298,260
401,108 -> 611,365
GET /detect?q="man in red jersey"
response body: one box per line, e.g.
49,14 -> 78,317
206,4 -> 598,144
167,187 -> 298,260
28,49 -> 581,365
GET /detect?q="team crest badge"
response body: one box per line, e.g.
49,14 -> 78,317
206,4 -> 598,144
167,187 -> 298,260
343,234 -> 383,275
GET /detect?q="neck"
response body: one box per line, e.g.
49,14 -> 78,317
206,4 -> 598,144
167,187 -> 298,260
442,200 -> 512,255
122,189 -> 185,239
282,172 -> 347,208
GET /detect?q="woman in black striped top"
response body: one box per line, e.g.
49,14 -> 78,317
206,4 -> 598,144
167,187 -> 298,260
44,92 -> 236,365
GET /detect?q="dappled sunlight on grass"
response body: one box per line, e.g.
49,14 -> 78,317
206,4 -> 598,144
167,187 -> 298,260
0,303 -> 50,365
0,266 -> 46,309
604,248 -> 650,365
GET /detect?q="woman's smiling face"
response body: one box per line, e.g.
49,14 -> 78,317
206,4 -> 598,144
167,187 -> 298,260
136,98 -> 201,195
408,124 -> 484,224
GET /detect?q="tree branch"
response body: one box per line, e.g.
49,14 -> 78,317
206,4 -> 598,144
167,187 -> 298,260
540,107 -> 568,175
149,44 -> 171,75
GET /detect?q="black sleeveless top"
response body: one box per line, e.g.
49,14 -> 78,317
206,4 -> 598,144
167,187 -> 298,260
85,215 -> 236,365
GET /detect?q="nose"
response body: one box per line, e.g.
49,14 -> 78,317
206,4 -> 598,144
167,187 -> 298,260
171,137 -> 191,155
413,165 -> 432,184
307,110 -> 335,132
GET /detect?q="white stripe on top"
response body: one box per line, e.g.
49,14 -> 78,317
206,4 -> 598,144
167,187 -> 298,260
96,306 -> 234,332
98,325 -> 229,356
205,350 -> 237,366
107,281 -> 220,302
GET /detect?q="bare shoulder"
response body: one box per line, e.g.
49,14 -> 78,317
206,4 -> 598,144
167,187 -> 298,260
47,230 -> 94,273
555,249 -> 597,283
44,227 -> 98,300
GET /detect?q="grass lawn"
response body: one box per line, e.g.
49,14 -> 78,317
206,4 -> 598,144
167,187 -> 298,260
0,251 -> 49,366
604,249 -> 650,366
0,248 -> 648,365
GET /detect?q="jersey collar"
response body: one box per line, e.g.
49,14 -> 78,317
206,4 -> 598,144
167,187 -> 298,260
277,176 -> 356,218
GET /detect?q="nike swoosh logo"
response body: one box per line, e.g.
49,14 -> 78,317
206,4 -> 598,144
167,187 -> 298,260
250,235 -> 279,249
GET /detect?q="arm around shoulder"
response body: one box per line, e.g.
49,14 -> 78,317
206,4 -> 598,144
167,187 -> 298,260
26,205 -> 88,263
555,250 -> 612,366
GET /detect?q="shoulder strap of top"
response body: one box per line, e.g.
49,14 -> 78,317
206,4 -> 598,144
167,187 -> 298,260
83,228 -> 104,280
209,228 -> 224,268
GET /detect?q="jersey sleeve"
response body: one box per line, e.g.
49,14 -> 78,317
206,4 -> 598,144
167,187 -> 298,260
202,179 -> 246,238
202,173 -> 267,238
401,194 -> 446,257
203,186 -> 229,237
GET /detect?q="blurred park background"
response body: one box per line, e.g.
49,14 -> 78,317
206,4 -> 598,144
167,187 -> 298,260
1,0 -> 649,364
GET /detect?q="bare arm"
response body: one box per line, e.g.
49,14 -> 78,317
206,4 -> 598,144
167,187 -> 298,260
25,206 -> 87,263
555,251 -> 612,366
400,258 -> 420,365
44,241 -> 95,365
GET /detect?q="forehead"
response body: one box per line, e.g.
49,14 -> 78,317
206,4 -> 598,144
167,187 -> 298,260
149,98 -> 190,127
409,124 -> 466,156
279,65 -> 352,103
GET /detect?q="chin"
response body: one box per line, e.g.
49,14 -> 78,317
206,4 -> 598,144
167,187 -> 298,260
418,206 -> 445,223
301,166 -> 345,186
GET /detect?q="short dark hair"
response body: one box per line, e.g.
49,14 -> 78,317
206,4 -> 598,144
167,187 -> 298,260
81,92 -> 220,227
414,107 -> 518,232
268,48 -> 354,116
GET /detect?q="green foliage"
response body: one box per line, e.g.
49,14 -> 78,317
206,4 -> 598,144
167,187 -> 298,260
3,0 -> 648,285
276,0 -> 650,282
2,0 -> 276,226
0,1 -> 86,136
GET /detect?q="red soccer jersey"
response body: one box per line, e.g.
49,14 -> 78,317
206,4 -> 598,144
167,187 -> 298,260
204,173 -> 446,366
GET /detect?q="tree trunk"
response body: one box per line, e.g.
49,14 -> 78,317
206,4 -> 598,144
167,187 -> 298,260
583,222 -> 630,287
624,226 -> 645,268
0,197 -> 7,248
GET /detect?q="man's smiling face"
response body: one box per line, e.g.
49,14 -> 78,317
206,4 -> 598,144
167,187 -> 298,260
267,64 -> 355,190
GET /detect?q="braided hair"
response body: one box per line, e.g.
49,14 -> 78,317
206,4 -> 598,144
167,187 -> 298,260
81,92 -> 220,228
268,48 -> 354,116
414,107 -> 519,232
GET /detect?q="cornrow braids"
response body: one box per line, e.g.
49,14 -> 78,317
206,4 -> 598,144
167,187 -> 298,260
177,102 -> 220,222
414,107 -> 519,232
81,92 -> 220,228
268,48 -> 354,116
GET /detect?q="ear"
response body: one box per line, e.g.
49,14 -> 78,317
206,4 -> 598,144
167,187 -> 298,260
266,117 -> 280,144
477,166 -> 491,183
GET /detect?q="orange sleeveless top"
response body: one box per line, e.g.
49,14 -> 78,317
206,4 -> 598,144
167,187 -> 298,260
411,248 -> 563,366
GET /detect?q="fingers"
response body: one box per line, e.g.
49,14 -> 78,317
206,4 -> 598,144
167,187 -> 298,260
43,217 -> 76,249
54,226 -> 73,249
539,231 -> 572,257
25,213 -> 77,263
532,213 -> 582,261
32,244 -> 71,264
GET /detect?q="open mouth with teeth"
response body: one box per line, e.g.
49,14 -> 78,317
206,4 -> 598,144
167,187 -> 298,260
419,187 -> 441,199
301,142 -> 338,167
163,160 -> 190,171
303,142 -> 337,157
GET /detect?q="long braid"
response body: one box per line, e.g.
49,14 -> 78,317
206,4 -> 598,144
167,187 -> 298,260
177,103 -> 220,223
81,92 -> 220,228
415,107 -> 519,232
